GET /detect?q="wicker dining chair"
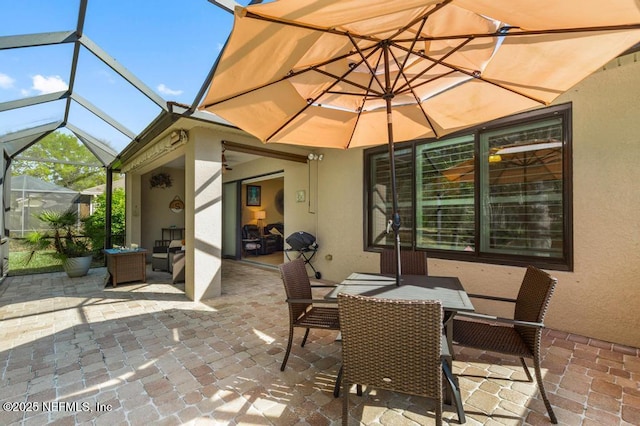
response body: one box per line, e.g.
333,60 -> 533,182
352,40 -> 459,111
338,293 -> 456,426
278,258 -> 340,371
380,249 -> 428,275
452,265 -> 558,423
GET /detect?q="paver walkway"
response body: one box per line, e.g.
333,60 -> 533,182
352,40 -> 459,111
0,261 -> 638,425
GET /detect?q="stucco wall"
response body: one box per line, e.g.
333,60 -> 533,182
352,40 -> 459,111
307,55 -> 640,348
140,167 -> 186,252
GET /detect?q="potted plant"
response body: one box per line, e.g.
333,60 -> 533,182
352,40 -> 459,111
24,208 -> 94,277
149,172 -> 172,189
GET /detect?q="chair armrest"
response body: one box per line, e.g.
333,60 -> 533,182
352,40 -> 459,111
455,311 -> 544,328
467,294 -> 517,304
286,298 -> 338,304
168,246 -> 183,254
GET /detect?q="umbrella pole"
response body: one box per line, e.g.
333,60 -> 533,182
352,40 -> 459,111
387,121 -> 402,287
382,42 -> 402,287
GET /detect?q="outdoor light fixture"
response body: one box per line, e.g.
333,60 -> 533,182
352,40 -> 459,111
169,129 -> 188,146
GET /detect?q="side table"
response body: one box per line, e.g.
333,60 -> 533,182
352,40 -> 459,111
104,249 -> 147,287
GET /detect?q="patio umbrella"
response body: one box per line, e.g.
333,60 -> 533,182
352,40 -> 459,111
200,0 -> 640,286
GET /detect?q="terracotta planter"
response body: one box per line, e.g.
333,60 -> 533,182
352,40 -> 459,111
63,255 -> 93,278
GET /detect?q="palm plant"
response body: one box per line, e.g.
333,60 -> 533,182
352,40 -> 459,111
24,208 -> 92,263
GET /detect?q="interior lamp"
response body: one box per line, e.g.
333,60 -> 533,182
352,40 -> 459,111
255,210 -> 266,234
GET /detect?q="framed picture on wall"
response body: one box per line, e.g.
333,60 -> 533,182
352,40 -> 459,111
247,185 -> 261,206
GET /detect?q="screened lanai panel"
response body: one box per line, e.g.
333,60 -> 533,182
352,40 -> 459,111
8,175 -> 80,238
1,120 -> 63,157
0,100 -> 66,140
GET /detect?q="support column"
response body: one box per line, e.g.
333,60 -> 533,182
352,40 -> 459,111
125,173 -> 142,248
105,167 -> 113,249
185,127 -> 222,301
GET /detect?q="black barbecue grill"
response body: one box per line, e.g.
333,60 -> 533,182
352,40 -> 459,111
285,231 -> 321,279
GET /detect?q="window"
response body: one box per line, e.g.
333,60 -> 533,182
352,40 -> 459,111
365,104 -> 572,270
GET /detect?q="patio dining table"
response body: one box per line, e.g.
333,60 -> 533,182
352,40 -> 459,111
326,272 -> 475,353
325,272 -> 475,421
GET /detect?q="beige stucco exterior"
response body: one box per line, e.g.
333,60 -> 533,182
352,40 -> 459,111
301,53 -> 640,348
122,53 -> 640,348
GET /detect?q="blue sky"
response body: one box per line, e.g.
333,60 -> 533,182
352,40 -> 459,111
0,0 -> 251,152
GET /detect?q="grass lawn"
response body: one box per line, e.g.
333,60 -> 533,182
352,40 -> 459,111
8,250 -> 104,276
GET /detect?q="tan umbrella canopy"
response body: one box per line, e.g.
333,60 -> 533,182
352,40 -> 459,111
200,0 -> 640,285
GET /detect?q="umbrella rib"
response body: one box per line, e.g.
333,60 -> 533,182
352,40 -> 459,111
314,69 -> 384,97
402,23 -> 640,42
346,33 -> 386,95
387,0 -> 453,41
201,46 -> 378,108
387,47 -> 439,138
345,52 -> 384,149
243,10 -> 380,42
264,47 -> 383,142
393,43 -> 548,105
396,69 -> 458,96
393,37 -> 474,94
391,15 -> 429,91
311,44 -> 385,97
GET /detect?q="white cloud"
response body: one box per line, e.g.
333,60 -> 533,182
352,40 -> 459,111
31,74 -> 68,94
157,83 -> 183,96
217,42 -> 224,52
0,72 -> 15,89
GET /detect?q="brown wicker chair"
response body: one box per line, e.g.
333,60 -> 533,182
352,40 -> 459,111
278,258 -> 340,371
452,265 -> 558,423
380,249 -> 428,275
338,293 -> 460,426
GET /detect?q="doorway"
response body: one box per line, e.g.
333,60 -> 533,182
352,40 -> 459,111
222,172 -> 285,268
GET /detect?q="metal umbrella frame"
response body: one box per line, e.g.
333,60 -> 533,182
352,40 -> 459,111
201,1 -> 640,286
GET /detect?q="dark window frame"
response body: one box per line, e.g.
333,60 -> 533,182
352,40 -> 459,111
364,103 -> 573,271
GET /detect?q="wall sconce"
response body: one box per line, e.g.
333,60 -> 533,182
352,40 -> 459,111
307,153 -> 323,161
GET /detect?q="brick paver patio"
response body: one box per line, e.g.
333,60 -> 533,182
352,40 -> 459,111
0,260 -> 638,425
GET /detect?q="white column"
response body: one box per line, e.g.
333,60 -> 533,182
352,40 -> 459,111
126,174 -> 142,247
185,127 -> 222,301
